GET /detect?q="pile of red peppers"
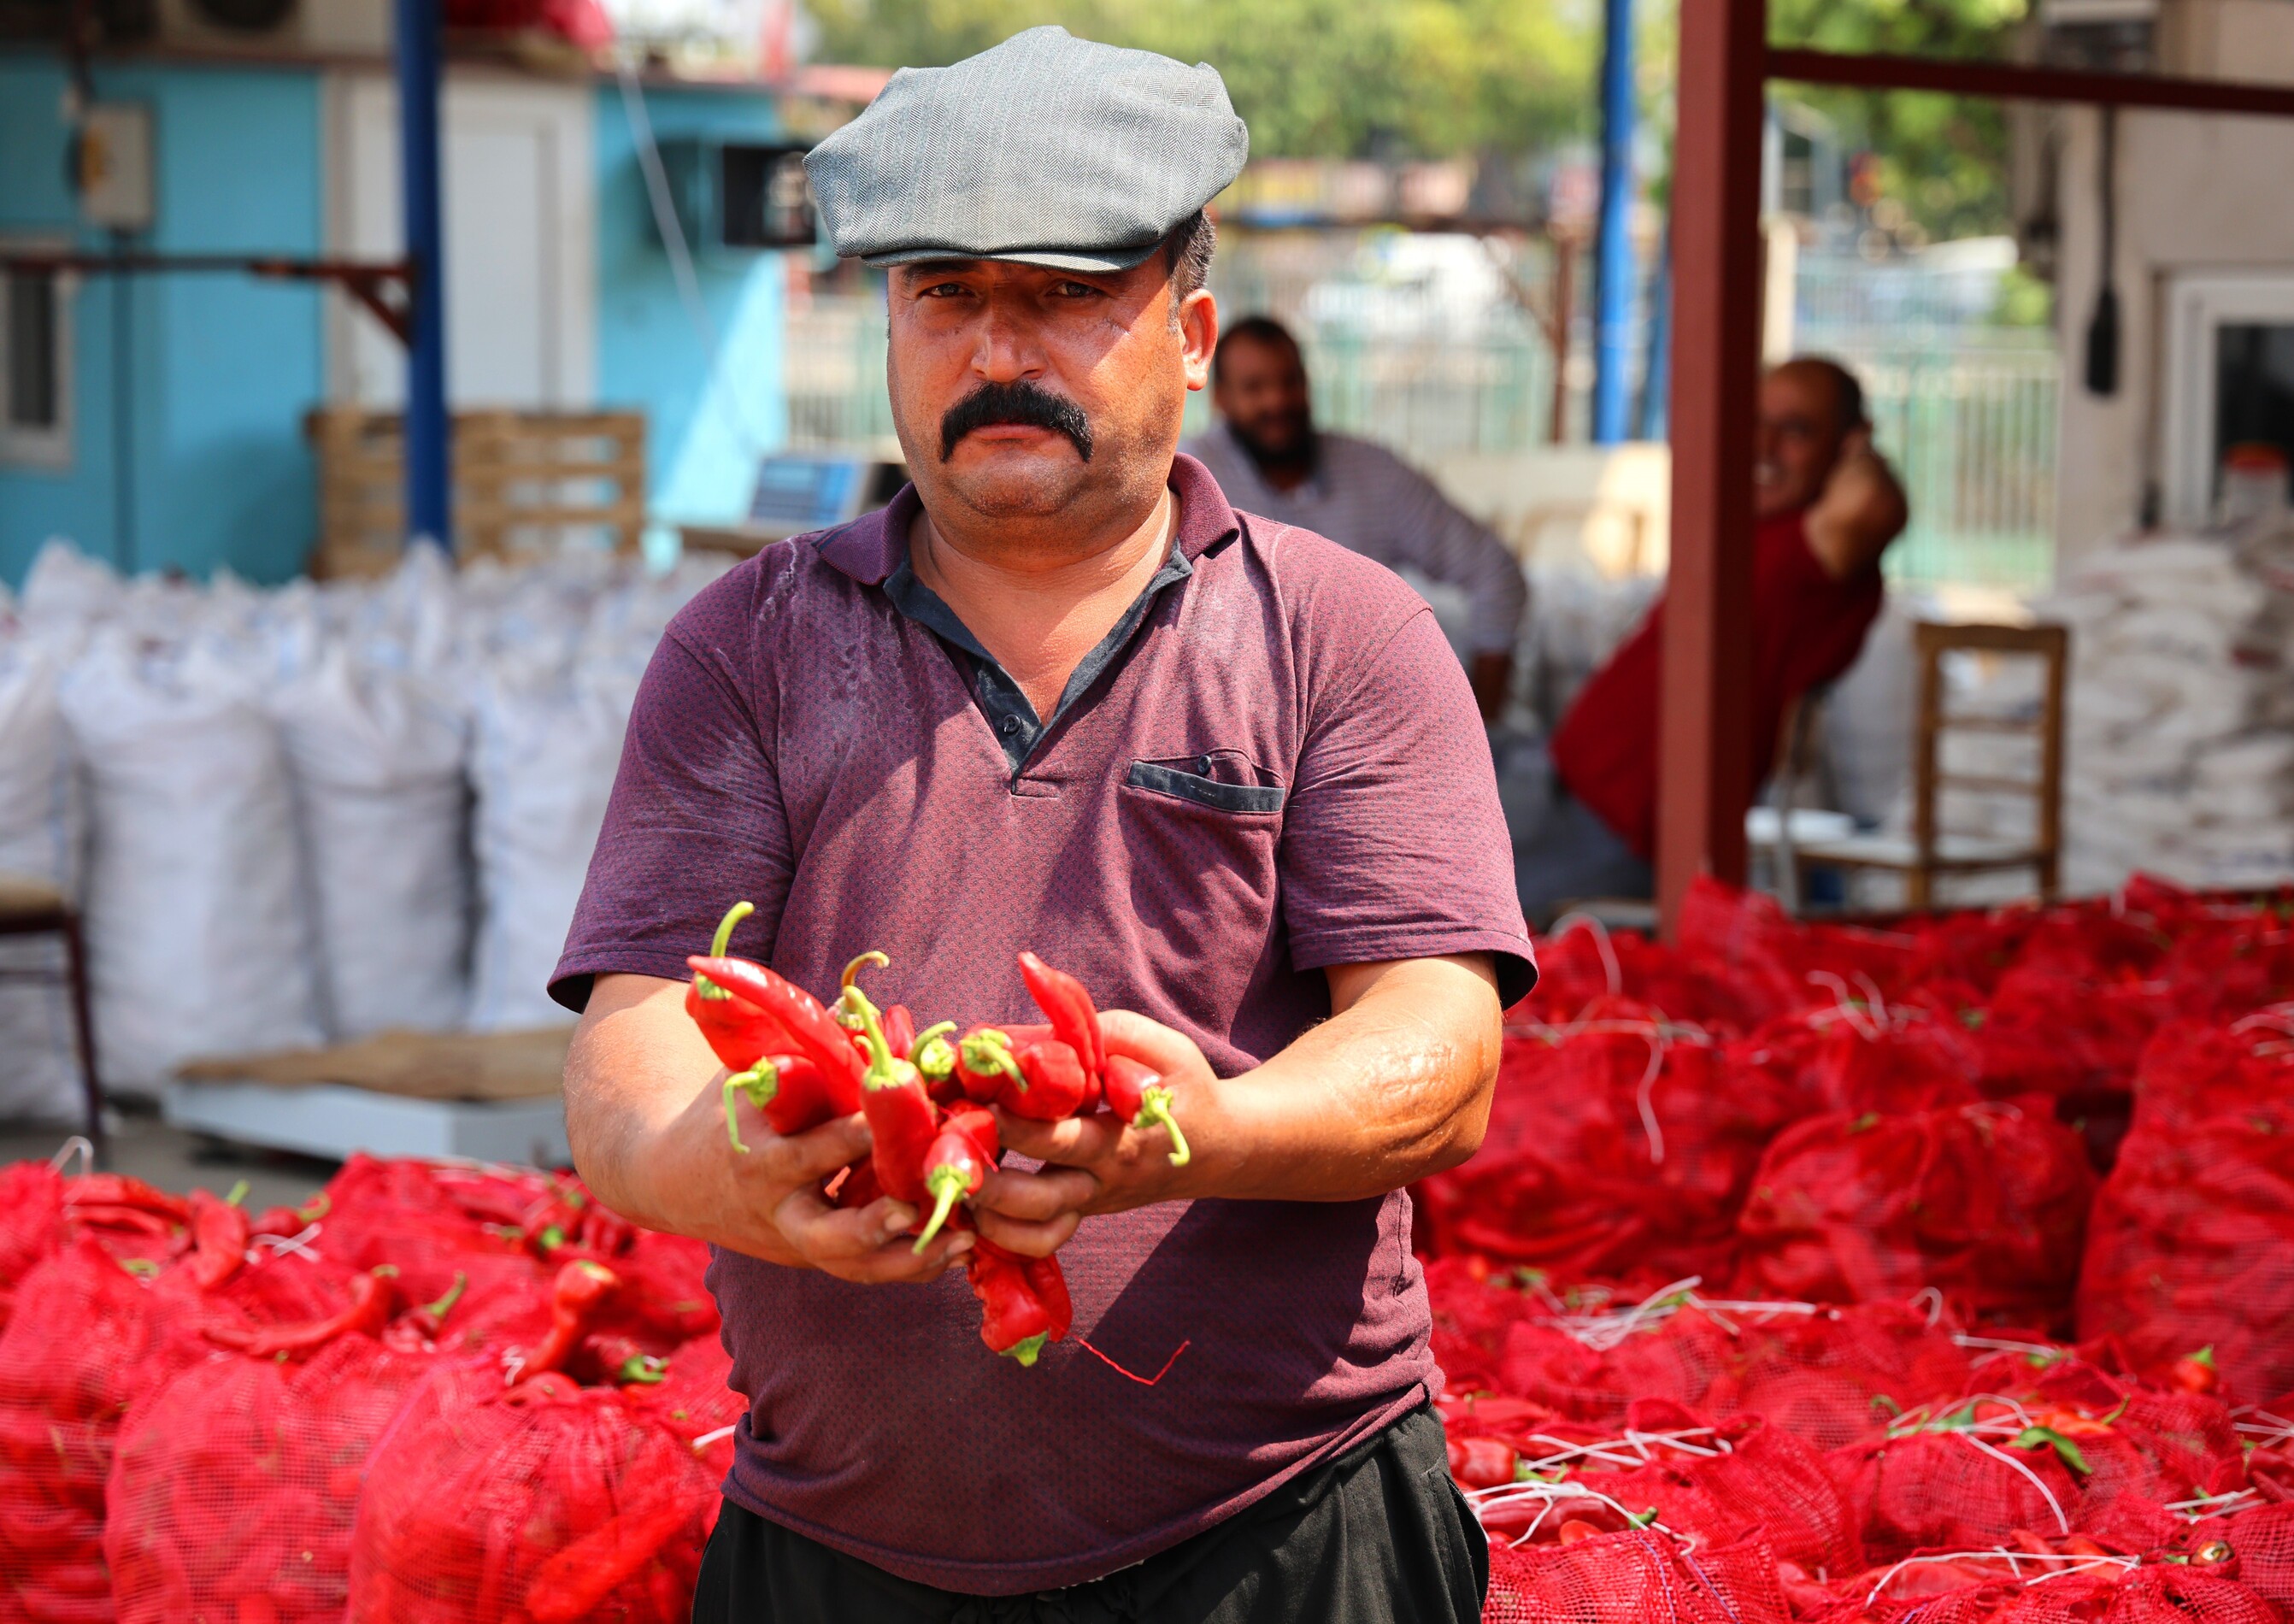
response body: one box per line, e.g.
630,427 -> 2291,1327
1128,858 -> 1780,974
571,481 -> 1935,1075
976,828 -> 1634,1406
687,903 -> 1191,1367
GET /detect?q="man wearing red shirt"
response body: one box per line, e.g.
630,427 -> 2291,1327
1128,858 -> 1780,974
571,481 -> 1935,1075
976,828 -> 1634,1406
1517,358 -> 1909,921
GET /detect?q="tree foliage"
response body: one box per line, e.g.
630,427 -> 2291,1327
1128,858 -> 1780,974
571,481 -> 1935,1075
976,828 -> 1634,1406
1766,0 -> 2032,241
803,0 -> 1599,161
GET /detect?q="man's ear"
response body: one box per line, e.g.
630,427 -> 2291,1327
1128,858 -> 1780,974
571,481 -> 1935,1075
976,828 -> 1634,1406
1179,289 -> 1219,392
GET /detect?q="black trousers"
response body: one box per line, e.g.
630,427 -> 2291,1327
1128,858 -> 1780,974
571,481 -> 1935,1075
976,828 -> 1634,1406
691,1406 -> 1488,1624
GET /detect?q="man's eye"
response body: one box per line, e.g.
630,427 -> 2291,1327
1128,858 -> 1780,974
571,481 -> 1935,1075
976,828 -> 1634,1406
920,282 -> 969,298
1051,281 -> 1100,298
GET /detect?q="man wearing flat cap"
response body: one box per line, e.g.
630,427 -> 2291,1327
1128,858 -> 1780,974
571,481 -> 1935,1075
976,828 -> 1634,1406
556,26 -> 1526,1621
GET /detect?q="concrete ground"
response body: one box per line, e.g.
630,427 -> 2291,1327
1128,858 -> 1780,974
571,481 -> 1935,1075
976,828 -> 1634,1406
0,1105 -> 340,1210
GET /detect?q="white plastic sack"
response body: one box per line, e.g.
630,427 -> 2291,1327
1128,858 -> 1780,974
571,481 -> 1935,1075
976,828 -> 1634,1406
468,672 -> 629,1033
0,645 -> 86,1122
274,646 -> 470,1039
59,635 -> 321,1092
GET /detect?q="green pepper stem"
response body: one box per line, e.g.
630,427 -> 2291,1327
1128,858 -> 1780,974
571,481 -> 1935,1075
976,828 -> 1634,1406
912,1166 -> 968,1253
1004,1333 -> 1049,1368
709,901 -> 756,958
959,1029 -> 1026,1092
910,1020 -> 956,1059
223,1180 -> 250,1208
721,1062 -> 780,1154
841,950 -> 890,991
422,1271 -> 468,1324
842,969 -> 913,1088
1139,1086 -> 1191,1168
619,1355 -> 668,1385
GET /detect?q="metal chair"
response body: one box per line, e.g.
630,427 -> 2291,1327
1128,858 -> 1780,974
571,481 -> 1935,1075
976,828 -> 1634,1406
0,873 -> 104,1152
1789,621 -> 2069,909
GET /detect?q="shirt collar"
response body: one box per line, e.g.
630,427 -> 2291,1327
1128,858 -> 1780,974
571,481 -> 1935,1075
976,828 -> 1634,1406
812,453 -> 1242,586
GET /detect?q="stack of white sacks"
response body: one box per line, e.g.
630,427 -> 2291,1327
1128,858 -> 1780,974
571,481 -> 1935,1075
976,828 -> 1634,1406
1863,533 -> 2294,903
2042,533 -> 2294,893
0,540 -> 736,1121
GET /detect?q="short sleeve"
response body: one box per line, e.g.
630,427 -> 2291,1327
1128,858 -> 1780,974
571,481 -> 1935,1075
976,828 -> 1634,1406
1279,605 -> 1536,1004
549,625 -> 794,1012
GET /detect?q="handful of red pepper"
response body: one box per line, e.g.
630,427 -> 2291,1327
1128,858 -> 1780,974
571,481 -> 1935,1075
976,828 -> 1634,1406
685,903 -> 1191,1368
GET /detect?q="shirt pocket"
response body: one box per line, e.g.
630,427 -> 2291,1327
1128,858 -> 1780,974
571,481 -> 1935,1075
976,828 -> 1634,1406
1124,754 -> 1288,815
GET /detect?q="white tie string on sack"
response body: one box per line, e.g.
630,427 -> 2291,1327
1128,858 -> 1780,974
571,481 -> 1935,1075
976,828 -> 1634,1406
1862,1549 -> 2138,1606
46,1137 -> 92,1177
1544,910 -> 1624,1007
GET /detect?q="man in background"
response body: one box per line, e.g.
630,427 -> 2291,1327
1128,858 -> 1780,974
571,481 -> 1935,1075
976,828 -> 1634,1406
1185,316 -> 1528,720
1514,356 -> 1909,922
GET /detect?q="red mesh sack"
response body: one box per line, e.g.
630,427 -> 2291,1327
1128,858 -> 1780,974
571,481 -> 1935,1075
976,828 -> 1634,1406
2126,1019 -> 2294,1139
0,1165 -> 64,1333
2076,1100 -> 2294,1399
2174,1504 -> 2294,1607
106,1333 -> 434,1624
1481,1526 -> 1784,1624
1736,1100 -> 2096,1326
1729,1009 -> 1982,1118
320,1156 -> 539,1305
349,1362 -> 716,1623
1492,1309 -> 1735,1427
1513,920 -> 1768,1034
0,1237 -> 199,1623
631,1333 -> 744,1478
1702,1303 -> 1976,1452
1419,1013 -> 1793,1284
1809,1565 -> 2281,1624
1832,1414 -> 2087,1562
2157,923 -> 2294,1019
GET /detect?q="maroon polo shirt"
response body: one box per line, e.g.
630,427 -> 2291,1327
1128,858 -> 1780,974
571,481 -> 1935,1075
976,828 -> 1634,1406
552,453 -> 1532,1595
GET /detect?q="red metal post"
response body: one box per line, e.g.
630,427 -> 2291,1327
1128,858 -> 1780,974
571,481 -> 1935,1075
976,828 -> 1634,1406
1657,0 -> 1768,937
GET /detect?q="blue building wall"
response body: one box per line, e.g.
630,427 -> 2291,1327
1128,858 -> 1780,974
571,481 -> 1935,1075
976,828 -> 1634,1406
593,84 -> 791,527
0,57 -> 323,586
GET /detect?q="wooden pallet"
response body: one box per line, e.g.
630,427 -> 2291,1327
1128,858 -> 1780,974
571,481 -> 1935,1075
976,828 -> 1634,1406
308,408 -> 648,579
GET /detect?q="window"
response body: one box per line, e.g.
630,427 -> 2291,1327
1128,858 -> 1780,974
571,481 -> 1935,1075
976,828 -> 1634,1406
0,242 -> 72,470
2162,269 -> 2294,527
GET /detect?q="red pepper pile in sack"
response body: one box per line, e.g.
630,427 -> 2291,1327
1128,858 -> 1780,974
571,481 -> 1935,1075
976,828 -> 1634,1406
680,904 -> 1194,1367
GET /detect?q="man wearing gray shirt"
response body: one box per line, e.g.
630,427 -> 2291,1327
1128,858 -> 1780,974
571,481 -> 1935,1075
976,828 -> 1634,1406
1185,315 -> 1530,719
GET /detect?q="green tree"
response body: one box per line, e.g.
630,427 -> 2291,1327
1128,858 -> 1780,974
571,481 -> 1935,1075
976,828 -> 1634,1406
803,0 -> 1598,161
1767,0 -> 2032,242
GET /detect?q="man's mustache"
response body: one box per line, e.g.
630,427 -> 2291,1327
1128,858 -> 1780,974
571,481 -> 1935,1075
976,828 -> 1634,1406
939,380 -> 1094,463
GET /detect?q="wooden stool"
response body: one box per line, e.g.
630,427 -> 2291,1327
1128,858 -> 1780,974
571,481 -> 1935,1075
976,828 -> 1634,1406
1791,621 -> 2069,909
0,874 -> 104,1152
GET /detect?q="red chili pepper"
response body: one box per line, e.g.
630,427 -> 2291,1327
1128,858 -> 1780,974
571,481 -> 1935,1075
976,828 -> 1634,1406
722,1052 -> 860,1153
204,1266 -> 397,1356
833,1157 -> 884,1211
576,1333 -> 668,1386
63,1173 -> 191,1221
962,1029 -> 1090,1121
687,952 -> 867,1095
522,1483 -> 697,1624
1103,1054 -> 1193,1168
912,1106 -> 1000,1252
685,902 -> 799,1070
1019,950 -> 1105,1080
952,1022 -> 1049,1103
185,1187 -> 250,1290
518,1259 -> 620,1379
881,1004 -> 917,1062
381,1270 -> 468,1350
2170,1345 -> 2220,1394
965,1238 -> 1071,1367
1447,1435 -> 1520,1489
842,959 -> 940,1207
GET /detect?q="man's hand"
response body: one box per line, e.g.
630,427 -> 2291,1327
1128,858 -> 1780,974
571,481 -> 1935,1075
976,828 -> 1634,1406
973,1011 -> 1219,1256
972,955 -> 1500,1257
565,974 -> 973,1286
1803,428 -> 1909,581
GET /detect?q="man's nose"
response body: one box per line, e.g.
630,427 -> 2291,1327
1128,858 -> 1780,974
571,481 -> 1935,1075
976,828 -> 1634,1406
969,297 -> 1045,383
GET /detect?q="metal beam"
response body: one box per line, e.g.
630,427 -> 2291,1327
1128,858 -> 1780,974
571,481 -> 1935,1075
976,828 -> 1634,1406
1768,46 -> 2294,120
1656,0 -> 1768,936
395,0 -> 450,550
0,253 -> 415,343
1591,0 -> 1638,443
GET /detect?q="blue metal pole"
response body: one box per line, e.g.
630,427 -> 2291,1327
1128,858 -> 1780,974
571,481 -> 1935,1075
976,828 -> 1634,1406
395,0 -> 449,549
1592,0 -> 1637,444
1636,213 -> 1672,442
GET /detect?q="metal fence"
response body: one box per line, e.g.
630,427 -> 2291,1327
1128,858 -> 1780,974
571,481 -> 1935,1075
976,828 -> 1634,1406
779,243 -> 2062,592
1812,329 -> 2060,591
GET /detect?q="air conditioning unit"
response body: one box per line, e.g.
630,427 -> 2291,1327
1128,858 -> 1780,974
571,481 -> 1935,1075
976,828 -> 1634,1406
2038,0 -> 2156,70
654,139 -> 817,258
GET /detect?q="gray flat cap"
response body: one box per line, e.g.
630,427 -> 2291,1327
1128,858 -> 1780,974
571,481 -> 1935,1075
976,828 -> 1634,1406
804,26 -> 1248,272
